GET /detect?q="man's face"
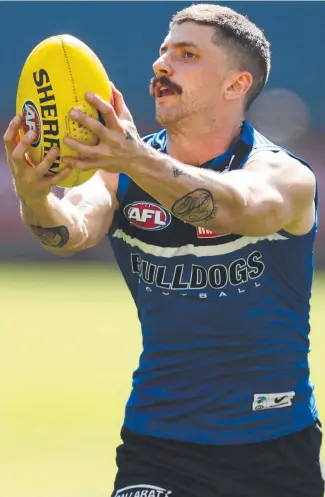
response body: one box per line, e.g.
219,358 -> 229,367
150,22 -> 233,127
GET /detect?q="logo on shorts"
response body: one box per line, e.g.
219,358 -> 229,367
252,391 -> 295,411
21,100 -> 41,147
124,202 -> 171,231
114,484 -> 172,497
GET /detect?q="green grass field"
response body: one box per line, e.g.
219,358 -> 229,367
0,263 -> 324,497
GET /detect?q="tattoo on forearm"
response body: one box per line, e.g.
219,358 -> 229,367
172,165 -> 186,177
29,225 -> 70,248
125,129 -> 134,140
171,189 -> 217,223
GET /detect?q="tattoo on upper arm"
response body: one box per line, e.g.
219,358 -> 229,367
29,225 -> 70,248
171,189 -> 217,223
172,165 -> 186,177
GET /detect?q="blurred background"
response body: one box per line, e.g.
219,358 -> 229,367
0,2 -> 324,497
0,0 -> 324,263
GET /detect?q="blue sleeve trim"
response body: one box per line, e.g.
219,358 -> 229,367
115,132 -> 160,205
117,173 -> 131,204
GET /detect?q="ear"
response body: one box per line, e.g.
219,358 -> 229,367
224,71 -> 253,102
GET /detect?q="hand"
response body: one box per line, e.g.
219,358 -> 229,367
3,116 -> 71,204
61,83 -> 146,174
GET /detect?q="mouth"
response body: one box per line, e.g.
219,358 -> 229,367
150,77 -> 182,99
155,84 -> 177,99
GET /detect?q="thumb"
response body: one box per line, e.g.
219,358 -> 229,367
110,82 -> 134,123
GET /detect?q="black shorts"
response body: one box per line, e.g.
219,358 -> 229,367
111,422 -> 325,497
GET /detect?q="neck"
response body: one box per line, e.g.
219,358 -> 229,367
165,113 -> 245,165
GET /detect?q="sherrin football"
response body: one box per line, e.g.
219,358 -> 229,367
16,34 -> 112,188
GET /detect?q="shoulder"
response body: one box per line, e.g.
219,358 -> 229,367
244,121 -> 315,178
243,150 -> 316,223
245,150 -> 315,192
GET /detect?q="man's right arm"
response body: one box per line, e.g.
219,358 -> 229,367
20,171 -> 118,256
4,115 -> 119,257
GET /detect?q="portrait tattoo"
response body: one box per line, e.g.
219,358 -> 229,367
171,189 -> 217,223
29,225 -> 70,248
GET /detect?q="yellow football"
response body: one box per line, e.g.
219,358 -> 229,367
16,34 -> 112,188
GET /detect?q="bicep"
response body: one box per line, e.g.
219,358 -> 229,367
220,169 -> 286,236
220,153 -> 315,236
62,171 -> 119,248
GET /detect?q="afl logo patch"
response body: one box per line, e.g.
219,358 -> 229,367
124,201 -> 171,231
22,100 -> 41,147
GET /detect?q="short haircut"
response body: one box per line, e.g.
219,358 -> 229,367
170,3 -> 271,109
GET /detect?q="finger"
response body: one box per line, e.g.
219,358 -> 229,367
42,165 -> 73,187
110,86 -> 115,109
108,83 -> 134,123
11,129 -> 38,164
63,135 -> 99,157
85,92 -> 121,130
68,108 -> 108,141
36,147 -> 61,176
61,156 -> 98,171
3,116 -> 22,157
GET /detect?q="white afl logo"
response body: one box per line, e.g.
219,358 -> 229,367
124,201 -> 171,231
22,100 -> 41,147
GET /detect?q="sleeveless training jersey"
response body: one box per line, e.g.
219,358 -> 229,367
108,120 -> 318,445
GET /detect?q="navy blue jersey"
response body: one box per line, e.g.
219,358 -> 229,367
108,121 -> 318,445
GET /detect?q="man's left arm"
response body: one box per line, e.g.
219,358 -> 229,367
128,148 -> 316,237
61,90 -> 315,237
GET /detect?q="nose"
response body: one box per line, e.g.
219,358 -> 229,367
153,54 -> 174,78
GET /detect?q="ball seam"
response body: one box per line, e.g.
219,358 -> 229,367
60,38 -> 78,104
59,37 -> 80,187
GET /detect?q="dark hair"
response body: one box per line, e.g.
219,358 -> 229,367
170,3 -> 271,109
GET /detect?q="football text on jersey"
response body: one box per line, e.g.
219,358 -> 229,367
131,250 -> 265,290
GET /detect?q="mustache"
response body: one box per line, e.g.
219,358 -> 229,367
149,76 -> 183,97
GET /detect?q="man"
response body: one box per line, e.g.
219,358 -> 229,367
4,4 -> 323,496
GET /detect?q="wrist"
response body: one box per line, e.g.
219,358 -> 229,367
126,141 -> 161,177
20,193 -> 51,209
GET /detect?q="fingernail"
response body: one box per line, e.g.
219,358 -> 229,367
62,157 -> 70,164
86,92 -> 94,100
13,116 -> 21,124
70,109 -> 79,118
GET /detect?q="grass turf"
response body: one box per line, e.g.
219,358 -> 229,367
0,263 -> 324,497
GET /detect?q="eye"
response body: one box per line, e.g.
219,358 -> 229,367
183,51 -> 196,59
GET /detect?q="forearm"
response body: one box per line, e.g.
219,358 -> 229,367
130,146 -> 247,232
20,194 -> 88,255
